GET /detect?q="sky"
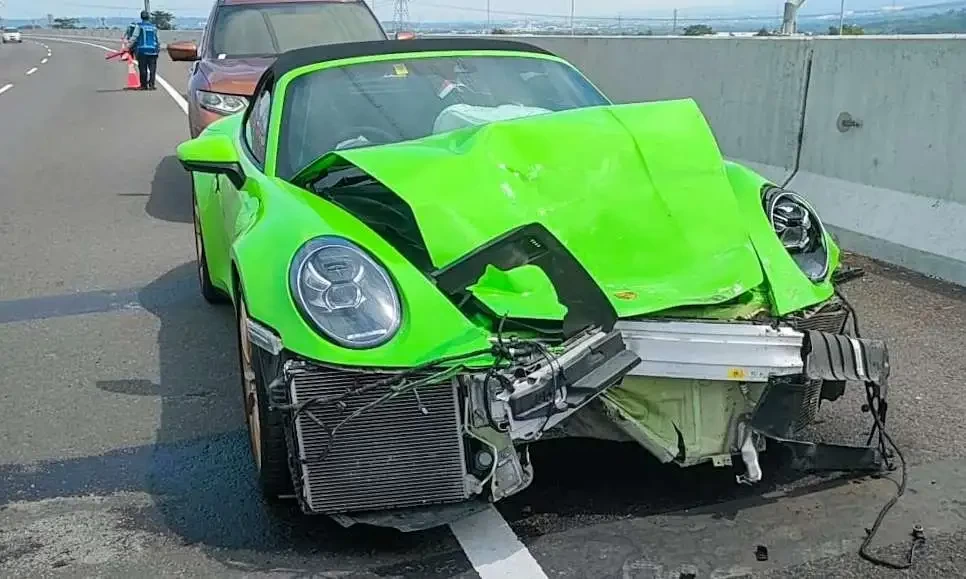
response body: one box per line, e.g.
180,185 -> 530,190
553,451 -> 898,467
1,0 -> 791,22
0,0 -> 934,22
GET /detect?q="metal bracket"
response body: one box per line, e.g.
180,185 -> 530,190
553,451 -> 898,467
837,112 -> 862,132
615,320 -> 806,382
802,330 -> 890,385
768,435 -> 883,473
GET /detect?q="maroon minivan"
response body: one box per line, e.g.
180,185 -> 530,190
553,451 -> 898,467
168,0 -> 403,137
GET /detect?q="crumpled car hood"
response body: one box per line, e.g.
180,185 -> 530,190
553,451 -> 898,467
331,100 -> 767,319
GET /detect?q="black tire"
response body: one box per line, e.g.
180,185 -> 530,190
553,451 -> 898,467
235,295 -> 293,500
192,193 -> 228,304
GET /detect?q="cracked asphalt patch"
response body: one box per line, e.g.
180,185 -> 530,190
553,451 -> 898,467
0,494 -> 156,572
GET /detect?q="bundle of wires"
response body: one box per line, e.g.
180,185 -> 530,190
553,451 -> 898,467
836,287 -> 924,570
273,346 -> 497,463
280,315 -> 570,464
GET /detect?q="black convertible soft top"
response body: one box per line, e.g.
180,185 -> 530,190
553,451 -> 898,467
268,38 -> 555,80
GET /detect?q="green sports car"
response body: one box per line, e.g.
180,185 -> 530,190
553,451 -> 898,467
177,38 -> 892,529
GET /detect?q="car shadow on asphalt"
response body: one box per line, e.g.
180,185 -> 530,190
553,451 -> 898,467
111,263 -> 467,575
498,439 -> 856,539
0,262 -> 857,576
145,155 -> 192,224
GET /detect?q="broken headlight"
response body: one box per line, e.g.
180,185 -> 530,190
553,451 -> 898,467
289,236 -> 402,348
763,186 -> 830,282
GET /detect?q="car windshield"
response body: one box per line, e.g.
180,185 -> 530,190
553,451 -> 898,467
209,2 -> 385,59
278,54 -> 610,179
4,28 -> 17,32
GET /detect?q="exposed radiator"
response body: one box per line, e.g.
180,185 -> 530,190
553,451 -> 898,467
790,303 -> 849,334
794,379 -> 824,432
288,365 -> 468,514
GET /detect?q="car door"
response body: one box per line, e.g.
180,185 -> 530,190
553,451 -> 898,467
219,80 -> 272,250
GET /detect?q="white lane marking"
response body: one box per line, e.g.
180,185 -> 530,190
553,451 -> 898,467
26,67 -> 38,76
450,506 -> 549,579
41,58 -> 49,64
155,75 -> 188,115
26,36 -> 186,114
0,84 -> 13,96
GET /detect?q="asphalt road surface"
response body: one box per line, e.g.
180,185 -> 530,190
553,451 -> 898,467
2,36 -> 966,579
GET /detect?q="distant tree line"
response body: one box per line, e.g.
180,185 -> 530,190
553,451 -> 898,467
151,10 -> 175,30
828,23 -> 865,35
683,24 -> 714,35
863,8 -> 966,34
52,17 -> 79,29
49,10 -> 174,30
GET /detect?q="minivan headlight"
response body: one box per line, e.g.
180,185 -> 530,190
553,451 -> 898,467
197,90 -> 248,115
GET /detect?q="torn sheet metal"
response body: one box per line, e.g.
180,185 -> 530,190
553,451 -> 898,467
599,324 -> 892,470
600,376 -> 767,466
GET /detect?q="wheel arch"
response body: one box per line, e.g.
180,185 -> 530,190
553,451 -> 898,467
230,259 -> 243,304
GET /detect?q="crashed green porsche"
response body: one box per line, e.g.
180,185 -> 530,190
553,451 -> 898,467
176,38 -> 891,529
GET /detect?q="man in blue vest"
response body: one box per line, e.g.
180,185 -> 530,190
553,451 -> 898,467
126,11 -> 160,90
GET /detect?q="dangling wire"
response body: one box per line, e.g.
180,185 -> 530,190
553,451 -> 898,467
836,287 -> 923,569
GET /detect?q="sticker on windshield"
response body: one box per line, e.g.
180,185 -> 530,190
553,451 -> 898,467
388,63 -> 409,77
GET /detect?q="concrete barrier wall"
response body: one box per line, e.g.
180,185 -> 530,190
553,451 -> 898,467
24,28 -> 203,45
786,37 -> 966,284
522,36 -> 810,183
25,30 -> 966,285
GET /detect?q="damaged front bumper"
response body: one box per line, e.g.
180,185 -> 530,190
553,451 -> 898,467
261,318 -> 889,530
592,320 -> 890,482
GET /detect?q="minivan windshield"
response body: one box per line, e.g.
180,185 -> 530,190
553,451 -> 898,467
279,54 -> 610,179
209,2 -> 386,58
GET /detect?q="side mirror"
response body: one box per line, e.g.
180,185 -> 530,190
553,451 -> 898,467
168,40 -> 199,62
394,31 -> 416,40
177,134 -> 246,189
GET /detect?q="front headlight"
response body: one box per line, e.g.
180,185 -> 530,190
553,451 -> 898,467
197,90 -> 248,115
763,186 -> 830,282
289,237 -> 402,349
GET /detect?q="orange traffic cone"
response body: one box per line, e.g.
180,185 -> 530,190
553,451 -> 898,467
124,55 -> 140,90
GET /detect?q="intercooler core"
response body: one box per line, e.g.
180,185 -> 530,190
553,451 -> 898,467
288,365 -> 469,514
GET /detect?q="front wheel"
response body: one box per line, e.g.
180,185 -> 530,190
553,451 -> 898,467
193,195 -> 227,304
236,295 -> 293,500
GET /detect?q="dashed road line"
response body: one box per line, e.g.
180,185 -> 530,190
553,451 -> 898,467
26,36 -> 184,114
155,75 -> 188,115
41,58 -> 49,64
26,67 -> 38,76
0,84 -> 13,96
450,506 -> 549,579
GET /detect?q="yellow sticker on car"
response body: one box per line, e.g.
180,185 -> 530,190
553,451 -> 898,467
727,367 -> 748,380
392,63 -> 409,77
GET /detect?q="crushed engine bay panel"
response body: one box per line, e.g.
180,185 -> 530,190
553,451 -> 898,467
600,376 -> 768,466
